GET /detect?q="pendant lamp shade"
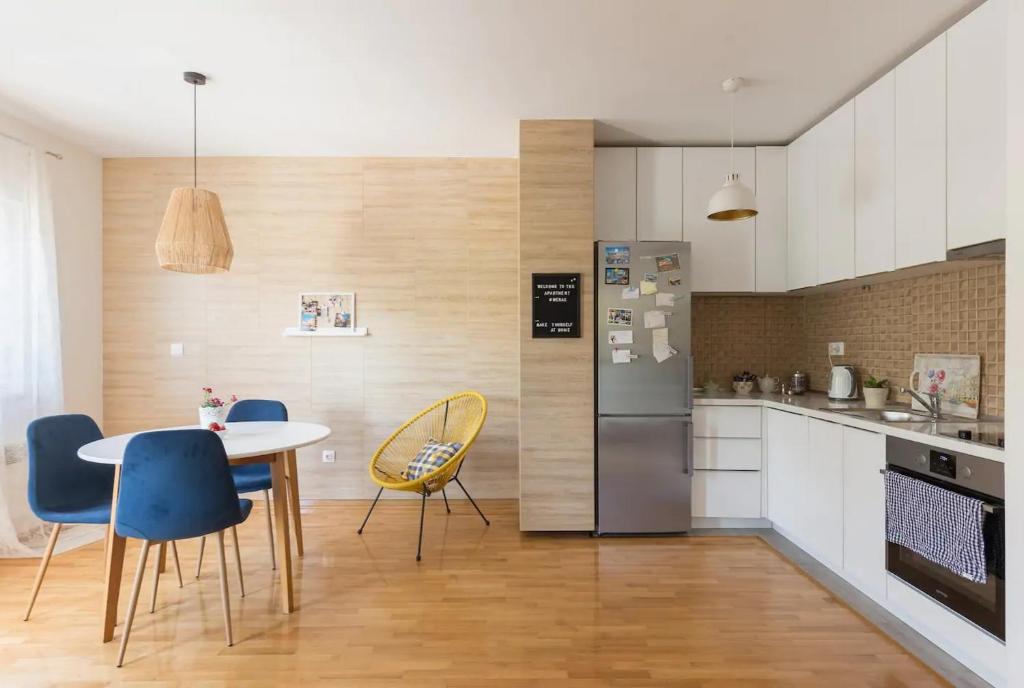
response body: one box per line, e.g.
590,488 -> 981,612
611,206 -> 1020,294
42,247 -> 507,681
156,71 -> 232,273
155,187 -> 233,273
706,76 -> 758,221
707,173 -> 757,221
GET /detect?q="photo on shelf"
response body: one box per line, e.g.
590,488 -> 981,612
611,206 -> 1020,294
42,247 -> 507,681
606,307 -> 633,326
300,292 -> 355,332
605,267 -> 630,285
604,245 -> 630,265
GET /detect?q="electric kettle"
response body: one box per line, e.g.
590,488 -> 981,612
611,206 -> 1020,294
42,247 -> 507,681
827,365 -> 858,400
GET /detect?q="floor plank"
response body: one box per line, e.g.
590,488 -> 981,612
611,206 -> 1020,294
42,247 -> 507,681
0,500 -> 947,686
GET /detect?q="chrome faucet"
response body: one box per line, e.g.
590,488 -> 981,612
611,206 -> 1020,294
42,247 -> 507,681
899,387 -> 942,419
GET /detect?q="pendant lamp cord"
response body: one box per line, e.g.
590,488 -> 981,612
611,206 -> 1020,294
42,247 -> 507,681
192,80 -> 197,189
729,88 -> 735,172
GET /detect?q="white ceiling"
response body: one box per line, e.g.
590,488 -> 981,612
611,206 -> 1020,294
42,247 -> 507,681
0,0 -> 979,158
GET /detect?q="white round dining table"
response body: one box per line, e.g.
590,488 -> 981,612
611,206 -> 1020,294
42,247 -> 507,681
78,421 -> 331,643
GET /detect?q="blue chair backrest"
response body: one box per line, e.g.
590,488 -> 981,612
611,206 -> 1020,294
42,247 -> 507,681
115,429 -> 243,541
227,399 -> 288,423
26,414 -> 112,517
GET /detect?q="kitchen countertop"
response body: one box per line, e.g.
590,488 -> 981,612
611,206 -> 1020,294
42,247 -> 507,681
694,391 -> 1006,462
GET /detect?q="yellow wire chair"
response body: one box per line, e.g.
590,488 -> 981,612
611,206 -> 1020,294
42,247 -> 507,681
357,391 -> 490,560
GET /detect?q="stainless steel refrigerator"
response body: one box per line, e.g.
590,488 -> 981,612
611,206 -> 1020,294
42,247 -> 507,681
595,240 -> 693,535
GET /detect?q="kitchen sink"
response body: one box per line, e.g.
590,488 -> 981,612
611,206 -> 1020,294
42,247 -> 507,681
818,408 -> 938,423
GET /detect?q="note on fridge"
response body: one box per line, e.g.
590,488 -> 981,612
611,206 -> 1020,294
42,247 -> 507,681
655,293 -> 675,307
652,327 -> 678,363
640,278 -> 658,296
643,310 -> 667,329
608,330 -> 633,345
621,286 -> 640,300
611,348 -> 636,364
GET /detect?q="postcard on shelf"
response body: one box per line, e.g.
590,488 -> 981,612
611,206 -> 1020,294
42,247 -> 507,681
608,330 -> 633,345
621,286 -> 640,300
643,310 -> 667,329
652,328 -> 678,363
300,292 -> 355,332
611,348 -> 635,364
655,253 -> 681,272
604,245 -> 630,265
604,267 -> 630,285
655,293 -> 675,307
607,307 -> 633,326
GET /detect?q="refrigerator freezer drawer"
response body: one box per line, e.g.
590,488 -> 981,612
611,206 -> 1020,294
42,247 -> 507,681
596,416 -> 692,534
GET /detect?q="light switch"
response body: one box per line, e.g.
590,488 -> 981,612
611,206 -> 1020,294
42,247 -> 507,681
322,450 -> 336,463
169,342 -> 184,358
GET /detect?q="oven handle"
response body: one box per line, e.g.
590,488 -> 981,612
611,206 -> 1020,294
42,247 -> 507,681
879,468 -> 998,514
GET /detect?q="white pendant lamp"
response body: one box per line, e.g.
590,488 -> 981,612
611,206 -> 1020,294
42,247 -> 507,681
707,77 -> 757,221
155,72 -> 233,273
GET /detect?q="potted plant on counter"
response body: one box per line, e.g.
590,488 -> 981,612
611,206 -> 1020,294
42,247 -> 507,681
863,376 -> 889,409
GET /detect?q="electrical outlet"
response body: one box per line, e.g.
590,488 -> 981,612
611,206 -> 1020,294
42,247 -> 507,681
169,342 -> 184,358
322,450 -> 336,463
828,342 -> 845,356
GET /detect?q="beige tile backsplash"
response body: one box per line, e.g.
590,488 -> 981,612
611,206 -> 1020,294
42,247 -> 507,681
692,262 -> 1005,418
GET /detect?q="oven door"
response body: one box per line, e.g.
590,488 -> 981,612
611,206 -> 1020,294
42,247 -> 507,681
885,467 -> 1005,641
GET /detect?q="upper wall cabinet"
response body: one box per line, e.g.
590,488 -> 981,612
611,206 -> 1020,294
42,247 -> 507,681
755,147 -> 788,292
855,71 -> 896,277
683,147 -> 756,292
595,147 -> 637,241
894,33 -> 947,268
787,130 -> 817,289
637,148 -> 683,241
947,0 -> 1007,250
816,102 -> 856,285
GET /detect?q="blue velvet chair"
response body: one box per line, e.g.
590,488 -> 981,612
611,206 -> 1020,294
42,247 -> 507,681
195,399 -> 289,577
115,429 -> 252,667
23,414 -> 184,620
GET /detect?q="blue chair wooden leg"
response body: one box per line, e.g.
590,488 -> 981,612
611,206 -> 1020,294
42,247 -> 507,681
416,491 -> 427,562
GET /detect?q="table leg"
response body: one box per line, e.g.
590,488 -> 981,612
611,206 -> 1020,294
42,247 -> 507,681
102,465 -> 127,643
285,449 -> 304,557
269,452 -> 294,613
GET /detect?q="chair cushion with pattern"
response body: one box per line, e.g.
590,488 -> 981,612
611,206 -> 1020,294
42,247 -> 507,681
403,438 -> 463,481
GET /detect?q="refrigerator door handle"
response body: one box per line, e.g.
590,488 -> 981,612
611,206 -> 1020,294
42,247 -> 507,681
684,420 -> 693,475
687,355 -> 694,409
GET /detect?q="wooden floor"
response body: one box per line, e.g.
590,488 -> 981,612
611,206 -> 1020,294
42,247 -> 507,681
0,500 -> 947,687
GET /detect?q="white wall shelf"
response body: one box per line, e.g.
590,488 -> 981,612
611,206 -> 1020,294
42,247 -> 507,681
282,327 -> 369,337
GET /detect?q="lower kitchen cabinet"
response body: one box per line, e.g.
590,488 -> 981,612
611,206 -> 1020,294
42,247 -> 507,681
841,426 -> 887,602
692,470 -> 761,518
805,418 -> 844,570
765,408 -> 807,535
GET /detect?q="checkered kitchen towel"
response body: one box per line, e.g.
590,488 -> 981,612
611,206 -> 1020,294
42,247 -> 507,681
885,470 -> 988,583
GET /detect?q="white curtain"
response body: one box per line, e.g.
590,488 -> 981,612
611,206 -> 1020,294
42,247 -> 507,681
0,135 -> 64,557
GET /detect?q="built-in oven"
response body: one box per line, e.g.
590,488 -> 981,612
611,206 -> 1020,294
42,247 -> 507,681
885,437 -> 1005,641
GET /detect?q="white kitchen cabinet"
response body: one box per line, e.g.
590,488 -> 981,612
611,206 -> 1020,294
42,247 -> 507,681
693,406 -> 762,439
683,147 -> 756,291
637,147 -> 683,241
755,147 -> 788,292
764,408 -> 807,536
806,418 -> 845,571
841,426 -> 886,603
855,71 -> 896,277
786,130 -> 817,289
947,0 -> 1007,249
692,470 -> 761,519
894,33 -> 947,269
595,147 -> 637,241
693,438 -> 761,470
816,102 -> 856,284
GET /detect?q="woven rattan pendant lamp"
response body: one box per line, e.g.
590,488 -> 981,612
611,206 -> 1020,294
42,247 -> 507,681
155,72 -> 233,273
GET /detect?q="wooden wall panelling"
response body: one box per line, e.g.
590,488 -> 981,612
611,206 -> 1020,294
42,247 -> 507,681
518,120 -> 595,531
103,156 -> 518,500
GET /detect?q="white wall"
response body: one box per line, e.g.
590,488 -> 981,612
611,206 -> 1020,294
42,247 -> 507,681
1006,2 -> 1024,684
0,107 -> 103,425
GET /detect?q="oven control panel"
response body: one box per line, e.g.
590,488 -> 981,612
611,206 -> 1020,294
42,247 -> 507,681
929,450 -> 957,479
